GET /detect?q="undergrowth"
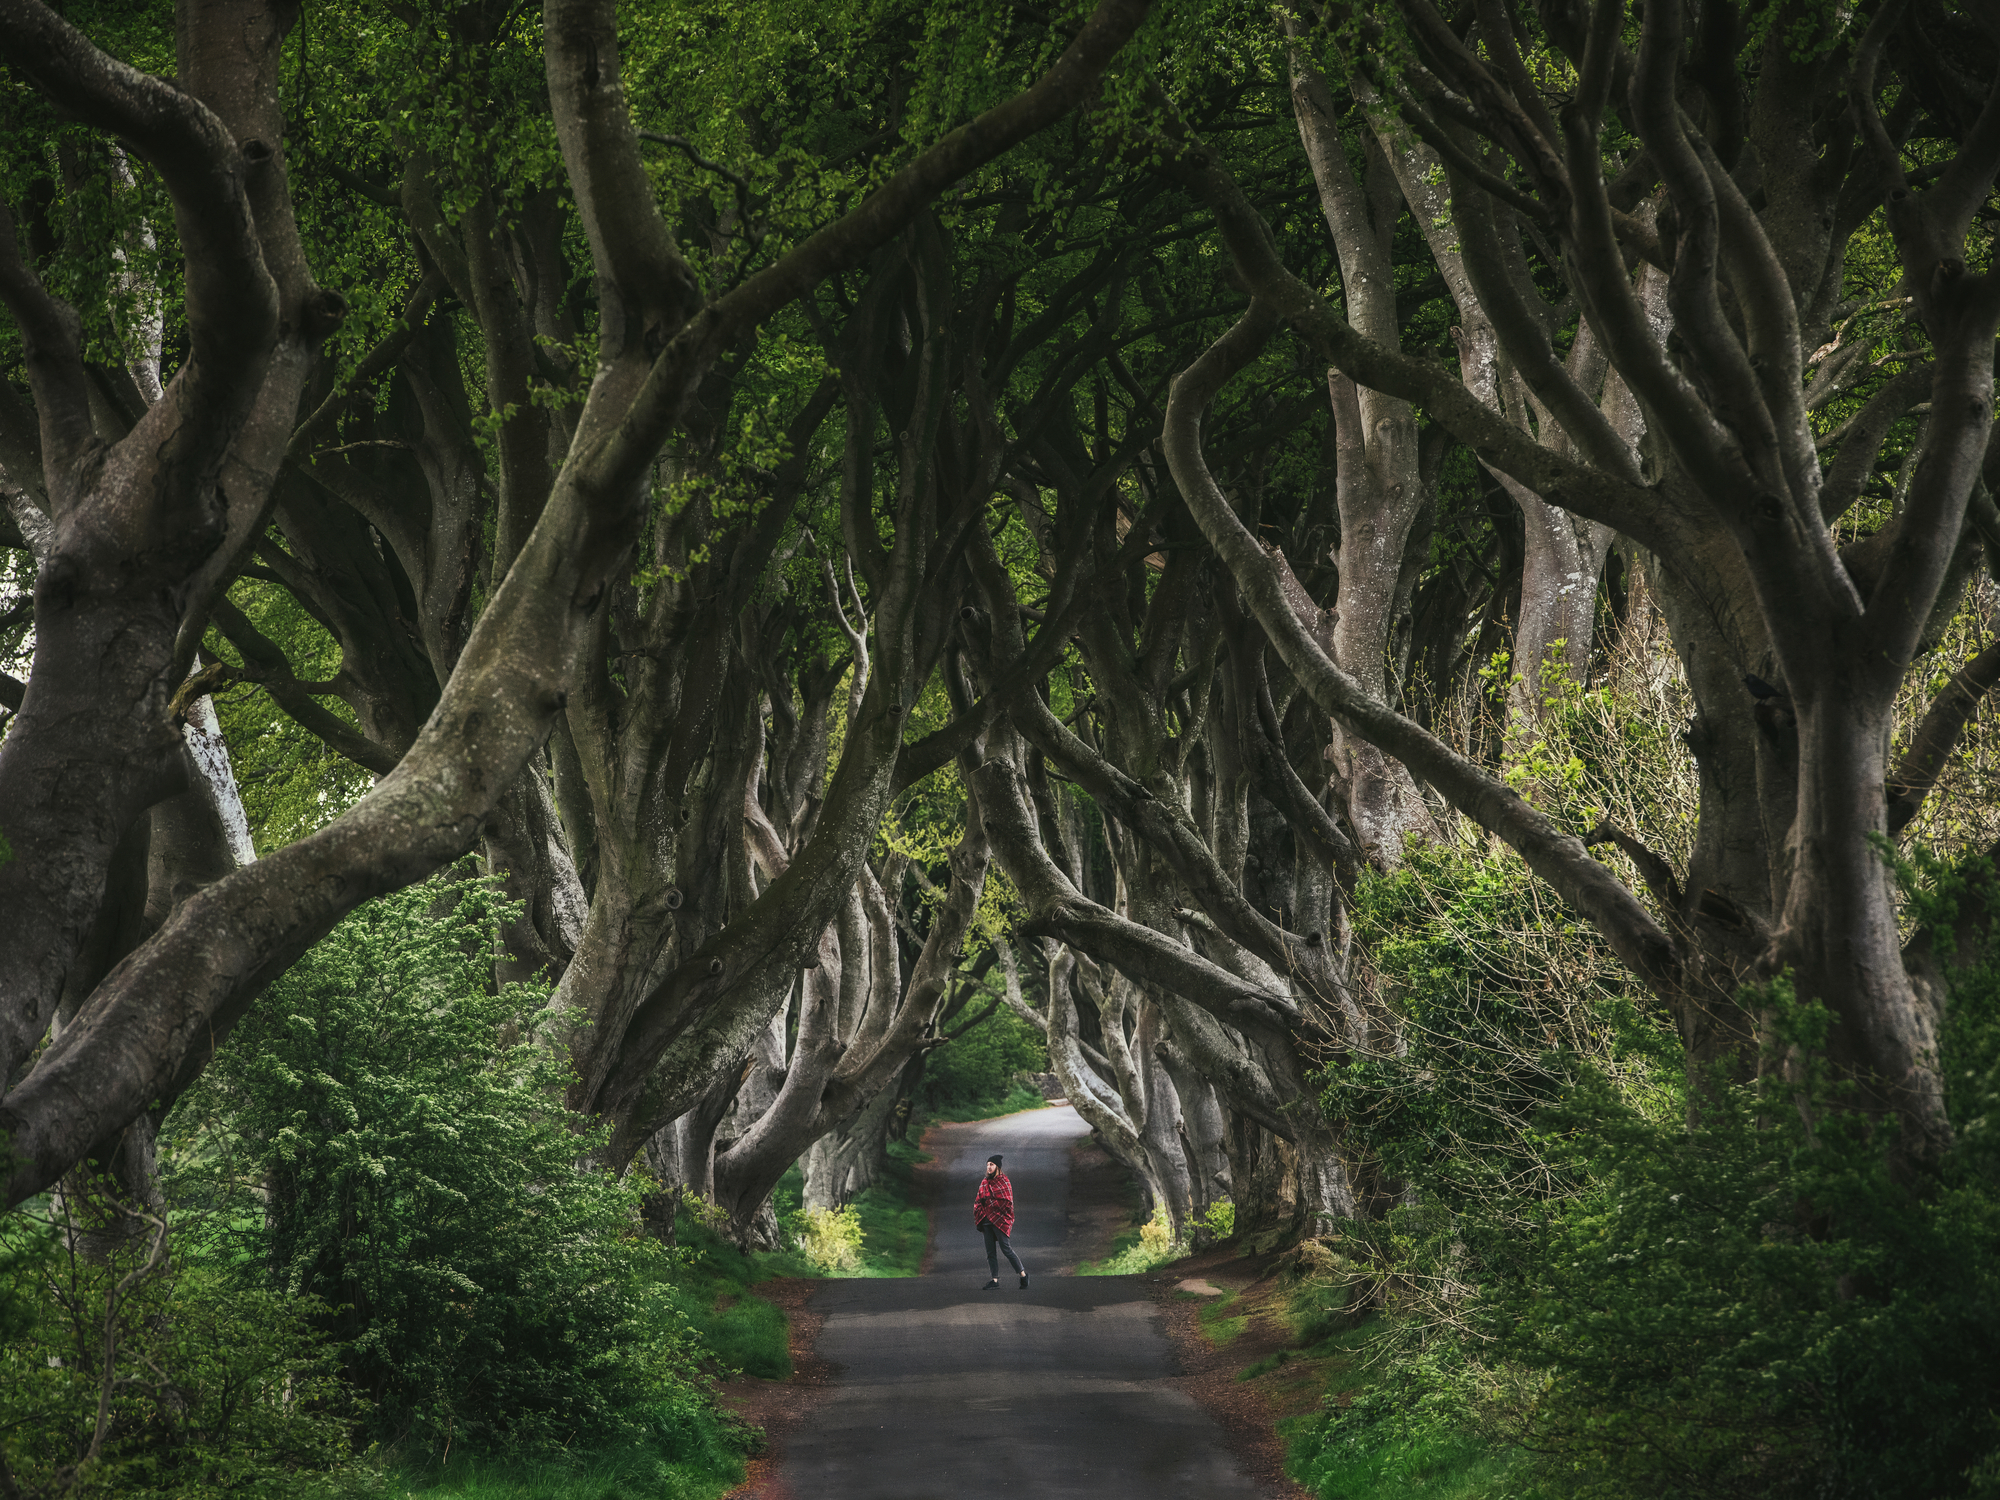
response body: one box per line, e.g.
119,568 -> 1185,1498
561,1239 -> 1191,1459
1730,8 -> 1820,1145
1078,1204 -> 1180,1276
380,1408 -> 753,1500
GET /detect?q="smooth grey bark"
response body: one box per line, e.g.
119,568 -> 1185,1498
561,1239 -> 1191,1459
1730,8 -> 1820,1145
1285,29 -> 1439,864
801,1073 -> 903,1211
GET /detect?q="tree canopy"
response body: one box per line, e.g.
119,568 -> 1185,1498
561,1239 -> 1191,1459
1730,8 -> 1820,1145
2,0 -> 1997,1283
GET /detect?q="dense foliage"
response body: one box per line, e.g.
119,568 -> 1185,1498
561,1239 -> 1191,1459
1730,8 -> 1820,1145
909,1006 -> 1049,1121
0,882 -> 752,1496
0,1207 -> 366,1500
167,878 -> 719,1457
1294,854 -> 2000,1498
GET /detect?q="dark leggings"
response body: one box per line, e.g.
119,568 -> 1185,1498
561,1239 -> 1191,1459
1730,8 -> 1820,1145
982,1223 -> 1024,1278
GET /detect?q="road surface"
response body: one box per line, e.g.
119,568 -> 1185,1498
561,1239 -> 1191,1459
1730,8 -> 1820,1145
773,1104 -> 1269,1497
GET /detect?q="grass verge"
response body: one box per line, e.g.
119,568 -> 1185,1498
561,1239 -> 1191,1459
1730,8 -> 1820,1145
1223,1253 -> 1537,1499
378,1389 -> 758,1500
1130,1238 -> 1537,1500
915,1083 -> 1050,1125
1284,1417 -> 1529,1500
766,1136 -> 933,1279
1076,1191 -> 1179,1277
380,1414 -> 751,1500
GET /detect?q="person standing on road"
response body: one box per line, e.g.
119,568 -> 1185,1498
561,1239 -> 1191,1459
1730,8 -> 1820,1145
974,1154 -> 1027,1290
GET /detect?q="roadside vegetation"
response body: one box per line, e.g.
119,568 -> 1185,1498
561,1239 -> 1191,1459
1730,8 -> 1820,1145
1141,806 -> 2000,1499
0,881 -> 1051,1499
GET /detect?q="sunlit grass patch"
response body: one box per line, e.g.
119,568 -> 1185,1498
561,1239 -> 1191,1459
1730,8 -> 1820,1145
1078,1204 -> 1182,1276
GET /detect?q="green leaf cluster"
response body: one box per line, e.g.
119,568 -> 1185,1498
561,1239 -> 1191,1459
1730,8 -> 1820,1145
162,875 -> 726,1464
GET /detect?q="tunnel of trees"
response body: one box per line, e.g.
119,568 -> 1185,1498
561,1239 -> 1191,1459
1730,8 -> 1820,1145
2,0 -> 1998,1494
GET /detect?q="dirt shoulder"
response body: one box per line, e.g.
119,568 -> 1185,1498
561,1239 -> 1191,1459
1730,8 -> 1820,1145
716,1278 -> 836,1500
1141,1242 -> 1329,1499
1057,1130 -> 1135,1272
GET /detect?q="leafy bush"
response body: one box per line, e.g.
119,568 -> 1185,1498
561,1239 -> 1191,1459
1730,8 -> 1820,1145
1339,840 -> 1673,1218
1445,991 -> 2000,1499
1197,1200 -> 1235,1240
785,1205 -> 864,1273
165,876 -> 723,1461
0,1191 -> 372,1500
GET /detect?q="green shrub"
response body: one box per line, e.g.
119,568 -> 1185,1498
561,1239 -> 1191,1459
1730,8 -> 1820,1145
1306,1004 -> 2000,1496
0,1193 -> 373,1500
785,1205 -> 864,1273
1461,989 -> 2000,1499
165,876 -> 722,1461
1198,1200 -> 1235,1240
1078,1205 -> 1182,1276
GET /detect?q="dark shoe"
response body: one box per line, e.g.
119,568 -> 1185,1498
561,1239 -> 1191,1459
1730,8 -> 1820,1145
983,1279 -> 999,1290
1019,1274 -> 1029,1290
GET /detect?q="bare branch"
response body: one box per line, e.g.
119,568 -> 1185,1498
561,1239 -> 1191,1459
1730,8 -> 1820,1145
1582,821 -> 1685,912
1164,297 -> 1680,993
1886,636 -> 2000,835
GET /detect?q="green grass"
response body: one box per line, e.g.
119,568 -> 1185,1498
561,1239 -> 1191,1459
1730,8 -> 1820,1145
1075,1178 -> 1181,1277
1263,1290 -> 1533,1500
913,1083 -> 1049,1126
1191,1288 -> 1248,1344
1285,1420 -> 1533,1500
664,1218 -> 799,1379
381,1407 -> 752,1500
761,1141 -> 930,1280
846,1138 -> 931,1275
378,1393 -> 759,1500
1240,1348 -> 1291,1380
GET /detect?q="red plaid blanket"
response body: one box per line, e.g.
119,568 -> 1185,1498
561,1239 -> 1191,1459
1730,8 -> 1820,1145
973,1172 -> 1015,1235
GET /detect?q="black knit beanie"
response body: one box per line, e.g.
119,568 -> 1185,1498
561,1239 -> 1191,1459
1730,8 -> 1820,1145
988,1154 -> 1004,1167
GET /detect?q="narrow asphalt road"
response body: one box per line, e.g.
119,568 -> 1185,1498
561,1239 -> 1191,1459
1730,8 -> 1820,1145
773,1105 -> 1269,1498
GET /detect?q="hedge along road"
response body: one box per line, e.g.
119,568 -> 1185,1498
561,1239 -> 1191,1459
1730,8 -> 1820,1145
771,1104 -> 1270,1497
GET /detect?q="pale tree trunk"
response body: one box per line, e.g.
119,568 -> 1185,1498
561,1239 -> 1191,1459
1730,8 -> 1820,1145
1159,1042 -> 1231,1240
1364,101 -> 1670,748
483,767 -> 587,987
107,145 -> 164,406
1041,945 -> 1171,1222
1286,23 -> 1439,865
801,1071 -> 902,1210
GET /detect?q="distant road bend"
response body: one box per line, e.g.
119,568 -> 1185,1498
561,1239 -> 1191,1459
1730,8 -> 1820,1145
771,1105 -> 1270,1498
